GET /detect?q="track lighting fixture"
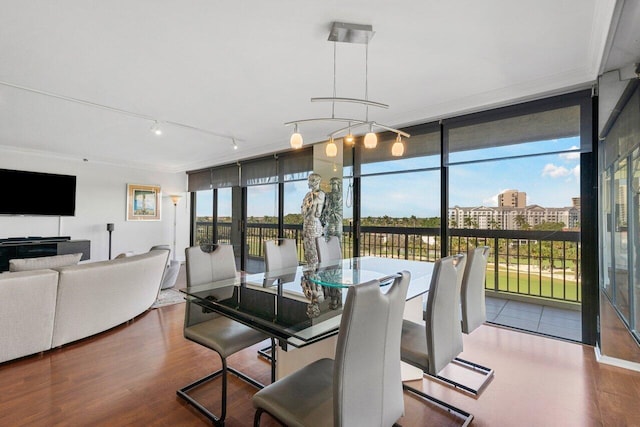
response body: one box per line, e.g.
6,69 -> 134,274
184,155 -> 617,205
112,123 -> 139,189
0,81 -> 246,149
150,121 -> 163,136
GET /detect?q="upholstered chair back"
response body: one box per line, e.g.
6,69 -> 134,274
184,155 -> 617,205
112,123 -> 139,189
185,245 -> 236,286
184,245 -> 237,326
381,271 -> 411,426
461,246 -> 490,334
452,252 -> 467,357
316,236 -> 342,264
333,272 -> 410,426
264,239 -> 298,271
425,254 -> 466,375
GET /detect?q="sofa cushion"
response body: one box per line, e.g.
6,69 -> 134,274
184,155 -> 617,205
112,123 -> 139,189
51,250 -> 168,347
9,253 -> 82,272
0,269 -> 59,363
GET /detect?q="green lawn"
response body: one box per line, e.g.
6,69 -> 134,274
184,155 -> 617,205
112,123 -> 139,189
486,267 -> 581,302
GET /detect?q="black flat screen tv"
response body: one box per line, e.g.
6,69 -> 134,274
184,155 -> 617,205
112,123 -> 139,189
0,168 -> 76,216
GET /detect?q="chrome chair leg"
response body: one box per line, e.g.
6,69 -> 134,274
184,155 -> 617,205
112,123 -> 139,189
443,356 -> 495,395
253,408 -> 264,427
177,353 -> 269,426
403,383 -> 473,427
257,345 -> 272,362
177,358 -> 230,426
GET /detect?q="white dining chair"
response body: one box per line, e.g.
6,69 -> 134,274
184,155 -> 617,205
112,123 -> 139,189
400,254 -> 474,426
259,238 -> 299,360
315,236 -> 342,263
177,245 -> 274,426
264,238 -> 299,271
252,271 -> 410,427
455,245 -> 494,395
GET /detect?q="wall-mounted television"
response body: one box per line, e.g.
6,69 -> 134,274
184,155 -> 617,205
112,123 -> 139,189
0,168 -> 76,216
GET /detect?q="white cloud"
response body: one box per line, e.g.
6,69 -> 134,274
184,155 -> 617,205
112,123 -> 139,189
559,148 -> 580,160
482,189 -> 511,207
482,194 -> 498,206
572,164 -> 580,179
542,163 -> 571,178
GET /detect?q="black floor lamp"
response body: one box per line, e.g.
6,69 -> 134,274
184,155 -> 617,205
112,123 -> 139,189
107,223 -> 114,259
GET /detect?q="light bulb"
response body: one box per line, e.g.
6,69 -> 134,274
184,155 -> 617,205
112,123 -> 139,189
391,135 -> 405,156
344,122 -> 354,144
344,133 -> 354,144
290,133 -> 303,149
364,131 -> 377,149
326,139 -> 338,157
290,124 -> 303,149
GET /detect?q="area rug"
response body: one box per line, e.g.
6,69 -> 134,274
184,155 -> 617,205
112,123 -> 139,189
151,288 -> 185,308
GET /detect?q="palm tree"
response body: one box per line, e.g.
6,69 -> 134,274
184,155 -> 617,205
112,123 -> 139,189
514,214 -> 530,230
463,217 -> 478,229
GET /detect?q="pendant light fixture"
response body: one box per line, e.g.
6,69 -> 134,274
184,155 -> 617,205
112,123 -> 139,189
326,137 -> 338,157
285,22 -> 409,154
363,124 -> 377,148
362,45 -> 377,149
391,134 -> 405,157
344,122 -> 355,145
290,123 -> 303,149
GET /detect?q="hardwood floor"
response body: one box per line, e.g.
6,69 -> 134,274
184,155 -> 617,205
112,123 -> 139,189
1,303 -> 640,426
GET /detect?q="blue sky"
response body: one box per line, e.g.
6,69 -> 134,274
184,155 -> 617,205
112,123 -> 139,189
197,137 -> 581,219
358,137 -> 580,218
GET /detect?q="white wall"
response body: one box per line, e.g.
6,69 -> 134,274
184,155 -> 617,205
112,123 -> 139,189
0,151 -> 189,262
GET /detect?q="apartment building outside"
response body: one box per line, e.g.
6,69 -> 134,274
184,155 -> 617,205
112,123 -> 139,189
498,189 -> 527,208
449,190 -> 580,230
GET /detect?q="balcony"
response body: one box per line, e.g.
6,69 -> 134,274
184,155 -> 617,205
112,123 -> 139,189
196,221 -> 582,341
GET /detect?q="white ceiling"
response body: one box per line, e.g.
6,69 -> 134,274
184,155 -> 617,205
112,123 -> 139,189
0,1 -> 620,173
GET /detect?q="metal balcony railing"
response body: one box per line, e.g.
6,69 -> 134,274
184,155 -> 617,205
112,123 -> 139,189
195,221 -> 581,304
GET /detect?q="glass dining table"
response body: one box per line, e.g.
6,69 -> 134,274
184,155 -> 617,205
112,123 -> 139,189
180,256 -> 434,379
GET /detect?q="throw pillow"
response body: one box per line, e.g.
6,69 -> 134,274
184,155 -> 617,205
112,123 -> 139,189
9,253 -> 83,272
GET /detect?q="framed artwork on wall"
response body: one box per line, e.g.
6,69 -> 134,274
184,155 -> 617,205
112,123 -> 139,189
126,183 -> 161,221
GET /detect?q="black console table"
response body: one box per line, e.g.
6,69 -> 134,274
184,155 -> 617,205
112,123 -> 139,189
0,237 -> 91,272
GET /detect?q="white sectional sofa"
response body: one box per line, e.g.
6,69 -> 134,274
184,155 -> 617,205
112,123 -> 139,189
0,250 -> 168,364
0,269 -> 59,364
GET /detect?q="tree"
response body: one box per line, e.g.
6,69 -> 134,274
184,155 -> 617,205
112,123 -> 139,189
488,219 -> 501,230
463,217 -> 478,229
533,221 -> 565,231
424,217 -> 440,228
514,214 -> 530,230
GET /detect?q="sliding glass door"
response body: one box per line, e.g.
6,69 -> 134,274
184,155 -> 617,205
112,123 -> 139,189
444,92 -> 592,341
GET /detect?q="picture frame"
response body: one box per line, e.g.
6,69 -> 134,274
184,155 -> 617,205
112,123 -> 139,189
126,183 -> 161,221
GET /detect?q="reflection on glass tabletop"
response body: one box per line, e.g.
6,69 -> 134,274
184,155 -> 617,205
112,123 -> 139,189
305,265 -> 397,288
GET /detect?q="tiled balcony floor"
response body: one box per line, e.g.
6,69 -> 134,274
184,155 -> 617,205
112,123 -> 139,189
486,296 -> 582,342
